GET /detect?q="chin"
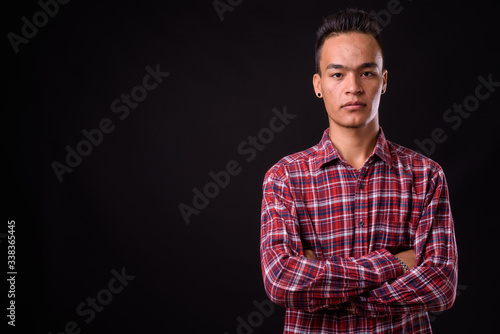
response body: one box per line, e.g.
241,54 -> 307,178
330,116 -> 370,129
344,123 -> 367,129
331,114 -> 380,130
342,122 -> 369,129
330,109 -> 378,129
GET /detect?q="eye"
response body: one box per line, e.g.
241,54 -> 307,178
330,73 -> 343,78
361,72 -> 375,77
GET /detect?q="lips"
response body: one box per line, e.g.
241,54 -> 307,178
342,101 -> 366,110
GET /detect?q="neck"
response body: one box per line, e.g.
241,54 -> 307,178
328,119 -> 380,170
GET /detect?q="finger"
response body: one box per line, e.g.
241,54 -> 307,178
304,249 -> 318,260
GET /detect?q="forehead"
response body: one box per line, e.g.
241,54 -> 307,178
320,32 -> 383,68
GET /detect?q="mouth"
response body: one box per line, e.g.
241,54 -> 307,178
342,101 -> 367,111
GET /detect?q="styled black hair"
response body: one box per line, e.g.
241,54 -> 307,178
315,8 -> 384,74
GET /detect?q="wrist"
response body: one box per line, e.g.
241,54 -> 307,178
395,256 -> 409,274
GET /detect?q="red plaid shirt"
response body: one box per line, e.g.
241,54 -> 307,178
260,128 -> 458,333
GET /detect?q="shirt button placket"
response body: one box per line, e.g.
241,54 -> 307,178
354,174 -> 368,255
358,181 -> 365,226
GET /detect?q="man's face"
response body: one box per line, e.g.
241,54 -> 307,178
313,32 -> 387,129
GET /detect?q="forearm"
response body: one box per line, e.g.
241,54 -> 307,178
262,244 -> 405,312
345,202 -> 458,315
260,173 -> 406,312
341,168 -> 458,317
276,234 -> 456,316
345,261 -> 457,316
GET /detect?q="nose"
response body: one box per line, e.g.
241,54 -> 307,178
344,73 -> 363,95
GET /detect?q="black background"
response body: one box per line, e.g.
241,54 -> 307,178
3,0 -> 500,333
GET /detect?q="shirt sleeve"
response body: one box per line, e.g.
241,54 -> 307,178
346,167 -> 458,316
260,166 -> 405,313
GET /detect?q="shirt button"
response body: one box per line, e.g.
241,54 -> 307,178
359,182 -> 364,189
358,221 -> 364,227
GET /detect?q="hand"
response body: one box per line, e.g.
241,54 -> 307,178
394,249 -> 416,270
304,249 -> 318,260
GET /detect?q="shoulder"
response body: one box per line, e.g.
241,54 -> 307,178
263,143 -> 321,183
387,140 -> 446,184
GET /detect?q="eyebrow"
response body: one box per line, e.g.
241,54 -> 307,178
325,62 -> 379,71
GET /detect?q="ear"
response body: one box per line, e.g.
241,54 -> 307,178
313,73 -> 322,97
382,69 -> 388,93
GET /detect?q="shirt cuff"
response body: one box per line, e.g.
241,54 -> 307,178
353,248 -> 405,284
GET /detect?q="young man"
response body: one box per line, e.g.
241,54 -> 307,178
260,9 -> 458,333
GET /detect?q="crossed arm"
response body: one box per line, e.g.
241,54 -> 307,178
260,170 -> 458,316
304,249 -> 415,271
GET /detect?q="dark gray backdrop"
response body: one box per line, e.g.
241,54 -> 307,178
4,0 -> 499,333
